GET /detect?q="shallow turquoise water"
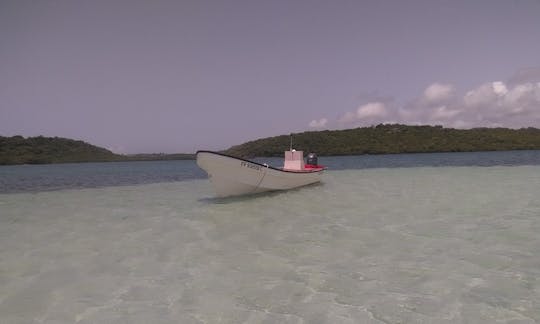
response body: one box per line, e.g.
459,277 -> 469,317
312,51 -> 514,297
1,166 -> 539,323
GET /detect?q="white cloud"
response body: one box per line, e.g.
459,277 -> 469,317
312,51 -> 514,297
338,111 -> 357,124
356,102 -> 387,119
338,102 -> 389,126
417,78 -> 540,128
331,69 -> 540,130
505,82 -> 535,105
308,118 -> 328,128
492,81 -> 508,96
423,83 -> 454,104
461,81 -> 540,127
431,106 -> 460,120
464,82 -> 505,108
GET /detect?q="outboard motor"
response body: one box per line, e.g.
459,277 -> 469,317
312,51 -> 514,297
306,152 -> 318,166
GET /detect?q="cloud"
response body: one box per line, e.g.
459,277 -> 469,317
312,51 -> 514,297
431,106 -> 460,120
357,102 -> 387,119
308,118 -> 328,128
339,111 -> 357,124
422,83 -> 455,104
492,81 -> 508,96
464,82 -> 506,108
332,69 -> 540,130
339,102 -> 388,126
461,81 -> 540,127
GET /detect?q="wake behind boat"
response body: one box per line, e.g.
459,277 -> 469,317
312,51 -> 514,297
196,150 -> 325,197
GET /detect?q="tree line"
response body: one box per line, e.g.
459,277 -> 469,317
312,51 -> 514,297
0,136 -> 194,165
3,125 -> 540,165
224,124 -> 540,157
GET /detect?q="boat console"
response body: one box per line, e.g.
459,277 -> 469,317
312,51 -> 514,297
283,150 -> 305,170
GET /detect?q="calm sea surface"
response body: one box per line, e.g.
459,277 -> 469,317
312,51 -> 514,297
2,150 -> 540,193
1,151 -> 540,323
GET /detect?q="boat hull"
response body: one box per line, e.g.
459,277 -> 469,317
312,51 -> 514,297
196,151 -> 324,197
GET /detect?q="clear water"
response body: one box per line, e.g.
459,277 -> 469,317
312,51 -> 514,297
1,152 -> 540,323
2,150 -> 540,194
0,160 -> 206,194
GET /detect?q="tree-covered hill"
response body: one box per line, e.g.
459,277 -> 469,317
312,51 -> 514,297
0,136 -> 123,165
224,124 -> 540,158
4,125 -> 540,165
0,136 -> 196,165
124,153 -> 195,161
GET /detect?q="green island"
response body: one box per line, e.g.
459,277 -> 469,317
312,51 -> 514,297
0,136 -> 194,165
2,124 -> 540,165
224,124 -> 540,157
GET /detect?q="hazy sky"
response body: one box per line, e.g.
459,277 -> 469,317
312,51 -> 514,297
1,0 -> 540,153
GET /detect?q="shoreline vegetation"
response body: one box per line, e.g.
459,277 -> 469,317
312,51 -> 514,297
0,136 -> 194,165
2,124 -> 540,165
225,124 -> 540,157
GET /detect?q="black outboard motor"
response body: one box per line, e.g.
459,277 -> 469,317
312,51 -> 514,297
306,152 -> 318,166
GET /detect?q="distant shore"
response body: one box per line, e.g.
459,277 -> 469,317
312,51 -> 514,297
224,124 -> 540,158
0,135 -> 194,165
3,124 -> 540,165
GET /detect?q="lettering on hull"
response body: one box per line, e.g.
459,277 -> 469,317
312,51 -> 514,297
240,161 -> 261,171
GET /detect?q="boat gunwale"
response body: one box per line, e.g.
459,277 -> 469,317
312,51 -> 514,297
196,150 -> 325,174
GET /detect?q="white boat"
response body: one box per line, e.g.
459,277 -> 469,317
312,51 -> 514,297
196,150 -> 325,197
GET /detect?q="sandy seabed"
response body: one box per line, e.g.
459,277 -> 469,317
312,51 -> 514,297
1,166 -> 539,323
